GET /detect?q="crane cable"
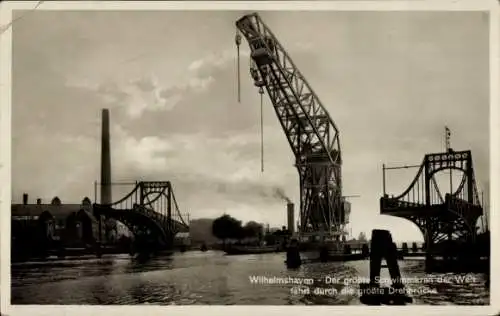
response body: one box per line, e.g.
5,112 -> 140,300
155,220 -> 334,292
235,30 -> 242,103
259,86 -> 265,173
236,28 -> 264,173
235,28 -> 264,173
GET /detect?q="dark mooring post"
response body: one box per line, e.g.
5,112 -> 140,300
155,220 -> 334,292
401,242 -> 408,256
285,239 -> 301,269
360,229 -> 412,305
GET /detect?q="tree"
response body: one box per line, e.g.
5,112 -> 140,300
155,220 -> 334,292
358,232 -> 367,242
271,226 -> 290,237
242,221 -> 264,239
264,233 -> 277,245
212,214 -> 243,246
272,228 -> 288,237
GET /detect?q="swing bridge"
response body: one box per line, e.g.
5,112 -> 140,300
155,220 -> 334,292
380,149 -> 485,256
93,181 -> 189,249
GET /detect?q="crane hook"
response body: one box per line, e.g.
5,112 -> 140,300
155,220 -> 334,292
235,31 -> 242,46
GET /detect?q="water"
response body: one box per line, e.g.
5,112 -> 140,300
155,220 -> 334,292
11,251 -> 489,305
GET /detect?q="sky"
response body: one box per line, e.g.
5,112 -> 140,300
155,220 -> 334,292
10,10 -> 490,242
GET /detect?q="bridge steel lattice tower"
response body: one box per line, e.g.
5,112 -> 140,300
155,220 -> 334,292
93,181 -> 189,250
380,150 -> 483,256
236,13 -> 350,239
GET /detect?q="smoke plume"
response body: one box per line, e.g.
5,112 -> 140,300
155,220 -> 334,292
274,187 -> 291,204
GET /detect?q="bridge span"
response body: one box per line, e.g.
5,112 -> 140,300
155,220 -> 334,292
93,181 -> 189,250
380,149 -> 485,269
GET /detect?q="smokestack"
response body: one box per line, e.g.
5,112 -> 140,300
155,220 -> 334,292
36,198 -> 42,205
287,203 -> 295,235
100,109 -> 112,205
22,193 -> 28,205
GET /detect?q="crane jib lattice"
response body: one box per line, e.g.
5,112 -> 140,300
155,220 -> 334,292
93,181 -> 189,247
236,13 -> 349,236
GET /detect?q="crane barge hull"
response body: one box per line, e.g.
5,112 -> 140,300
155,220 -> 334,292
296,239 -> 369,263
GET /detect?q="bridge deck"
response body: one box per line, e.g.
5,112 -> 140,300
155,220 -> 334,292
120,207 -> 189,233
380,198 -> 482,218
93,205 -> 189,236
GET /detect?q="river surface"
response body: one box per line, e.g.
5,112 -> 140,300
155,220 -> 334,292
11,251 -> 489,305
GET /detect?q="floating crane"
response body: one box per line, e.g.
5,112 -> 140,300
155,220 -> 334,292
235,13 -> 348,239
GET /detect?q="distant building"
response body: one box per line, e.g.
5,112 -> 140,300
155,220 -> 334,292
174,231 -> 191,247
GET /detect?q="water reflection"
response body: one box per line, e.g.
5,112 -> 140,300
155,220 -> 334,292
11,251 -> 489,305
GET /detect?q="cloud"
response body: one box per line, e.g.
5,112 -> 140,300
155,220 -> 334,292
77,49 -> 245,120
93,75 -> 187,119
108,124 -> 294,192
188,49 -> 248,76
114,126 -> 271,180
64,40 -> 312,125
93,74 -> 212,119
111,124 -> 180,172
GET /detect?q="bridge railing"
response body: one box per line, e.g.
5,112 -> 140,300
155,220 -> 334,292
380,196 -> 423,213
381,161 -> 428,208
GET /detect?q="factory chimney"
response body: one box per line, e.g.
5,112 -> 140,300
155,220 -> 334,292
287,203 -> 295,235
22,193 -> 28,205
100,109 -> 112,205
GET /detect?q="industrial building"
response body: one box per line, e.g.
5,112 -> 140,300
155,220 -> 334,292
11,193 -> 116,251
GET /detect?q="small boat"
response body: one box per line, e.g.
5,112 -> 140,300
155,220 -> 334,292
224,245 -> 282,255
296,234 -> 369,263
290,251 -> 367,264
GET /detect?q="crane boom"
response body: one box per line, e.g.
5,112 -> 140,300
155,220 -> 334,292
236,13 -> 346,237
